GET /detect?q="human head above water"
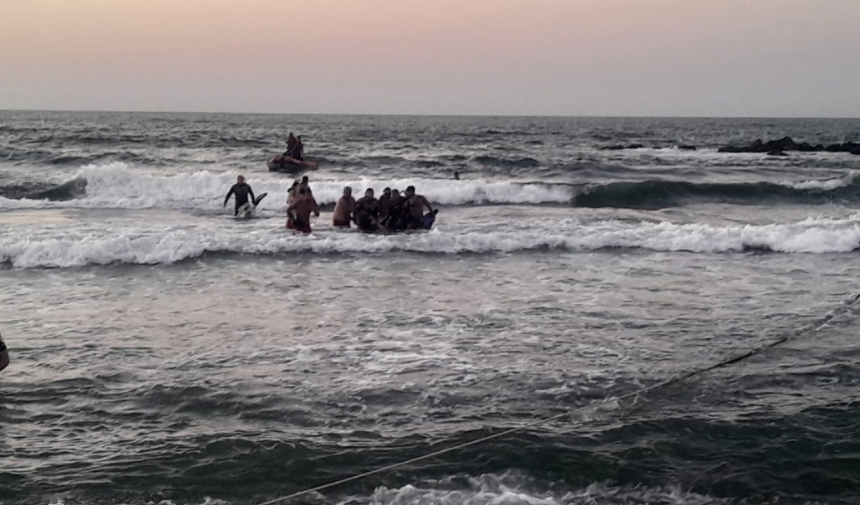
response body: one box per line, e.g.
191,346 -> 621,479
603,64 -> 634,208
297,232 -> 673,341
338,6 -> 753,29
365,188 -> 374,197
301,176 -> 309,184
343,186 -> 352,195
237,175 -> 245,184
405,186 -> 415,196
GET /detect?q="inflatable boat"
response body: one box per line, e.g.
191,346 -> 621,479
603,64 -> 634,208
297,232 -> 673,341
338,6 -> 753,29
267,155 -> 318,173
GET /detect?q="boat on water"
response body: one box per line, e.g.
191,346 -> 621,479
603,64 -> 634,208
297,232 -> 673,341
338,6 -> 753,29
267,155 -> 318,173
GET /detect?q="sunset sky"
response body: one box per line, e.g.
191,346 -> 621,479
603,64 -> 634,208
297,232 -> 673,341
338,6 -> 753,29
2,0 -> 859,116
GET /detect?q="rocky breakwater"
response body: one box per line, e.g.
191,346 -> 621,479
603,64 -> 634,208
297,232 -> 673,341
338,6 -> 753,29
719,136 -> 860,156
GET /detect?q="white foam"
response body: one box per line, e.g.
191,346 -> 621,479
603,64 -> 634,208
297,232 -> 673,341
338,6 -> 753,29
3,213 -> 860,268
357,473 -> 730,505
0,163 -> 572,211
785,173 -> 854,191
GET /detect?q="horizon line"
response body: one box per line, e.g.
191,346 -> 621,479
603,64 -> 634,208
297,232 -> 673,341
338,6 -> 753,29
1,107 -> 859,121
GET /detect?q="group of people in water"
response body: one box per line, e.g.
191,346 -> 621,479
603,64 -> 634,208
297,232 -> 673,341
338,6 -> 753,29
224,174 -> 436,234
331,185 -> 436,233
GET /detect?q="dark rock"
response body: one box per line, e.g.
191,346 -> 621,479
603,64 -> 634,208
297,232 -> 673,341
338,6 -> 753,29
719,137 -> 860,155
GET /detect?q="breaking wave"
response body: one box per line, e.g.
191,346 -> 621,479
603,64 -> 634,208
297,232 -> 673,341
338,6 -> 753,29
0,163 -> 573,210
4,214 -> 860,268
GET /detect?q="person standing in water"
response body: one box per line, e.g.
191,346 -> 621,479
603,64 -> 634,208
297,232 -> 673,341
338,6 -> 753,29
404,186 -> 434,229
223,175 -> 256,216
384,188 -> 408,230
287,186 -> 320,234
285,180 -> 300,229
333,186 -> 356,228
354,188 -> 381,232
378,187 -> 392,223
299,175 -> 312,196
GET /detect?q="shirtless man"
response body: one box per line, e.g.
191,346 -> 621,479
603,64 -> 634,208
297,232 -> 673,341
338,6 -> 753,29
285,180 -> 300,229
354,188 -> 381,232
404,185 -> 434,229
0,330 -> 9,372
333,186 -> 356,228
287,187 -> 320,234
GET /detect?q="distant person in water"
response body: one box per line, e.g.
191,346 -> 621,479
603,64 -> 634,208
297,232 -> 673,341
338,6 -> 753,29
333,186 -> 356,228
287,186 -> 320,234
223,175 -> 256,216
453,171 -> 460,180
0,331 -> 9,372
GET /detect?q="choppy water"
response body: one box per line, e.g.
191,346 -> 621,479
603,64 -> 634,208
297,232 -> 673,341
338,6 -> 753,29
1,112 -> 860,505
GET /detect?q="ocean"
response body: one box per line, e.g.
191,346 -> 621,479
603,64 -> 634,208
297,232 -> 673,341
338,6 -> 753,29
1,111 -> 859,505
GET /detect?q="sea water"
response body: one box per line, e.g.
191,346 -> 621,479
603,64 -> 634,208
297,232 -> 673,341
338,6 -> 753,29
1,112 -> 859,505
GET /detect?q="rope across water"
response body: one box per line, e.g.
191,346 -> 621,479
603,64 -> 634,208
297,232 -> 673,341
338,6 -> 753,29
257,291 -> 860,505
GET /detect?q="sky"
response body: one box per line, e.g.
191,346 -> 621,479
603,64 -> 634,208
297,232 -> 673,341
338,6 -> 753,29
1,0 -> 859,117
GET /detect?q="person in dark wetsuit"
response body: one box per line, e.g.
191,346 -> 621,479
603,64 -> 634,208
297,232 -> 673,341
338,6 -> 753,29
354,188 -> 381,232
223,175 -> 256,216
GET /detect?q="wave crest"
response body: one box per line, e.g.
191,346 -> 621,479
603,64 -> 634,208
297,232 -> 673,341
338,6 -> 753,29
4,215 -> 860,268
0,163 -> 573,210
